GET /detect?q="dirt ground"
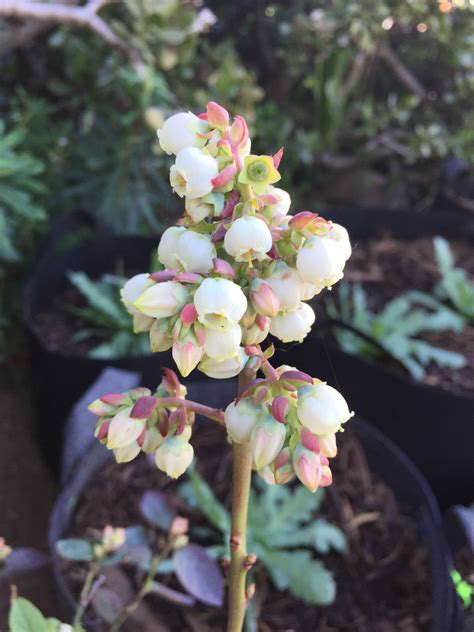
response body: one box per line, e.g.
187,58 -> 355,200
0,355 -> 62,628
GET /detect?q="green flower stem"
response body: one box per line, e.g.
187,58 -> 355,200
72,565 -> 98,628
227,367 -> 257,632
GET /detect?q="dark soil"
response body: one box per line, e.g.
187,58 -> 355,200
329,236 -> 474,396
64,424 -> 433,632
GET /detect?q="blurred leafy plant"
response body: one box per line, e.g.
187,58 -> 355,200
9,597 -> 74,632
326,283 -> 467,380
67,271 -> 152,359
433,237 -> 474,322
180,467 -> 346,606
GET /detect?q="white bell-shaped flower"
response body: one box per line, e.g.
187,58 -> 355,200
265,261 -> 305,311
328,222 -> 352,260
250,414 -> 286,470
157,112 -> 208,155
133,281 -> 188,318
224,216 -> 272,262
158,226 -> 186,269
297,382 -> 353,435
265,186 -> 291,217
269,302 -> 315,343
176,230 -> 216,274
170,147 -> 218,200
296,235 -> 346,288
204,324 -> 242,362
198,348 -> 247,379
155,436 -> 194,478
224,399 -> 264,443
194,278 -> 247,331
121,273 -> 153,315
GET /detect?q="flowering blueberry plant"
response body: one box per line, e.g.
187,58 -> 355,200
88,102 -> 353,631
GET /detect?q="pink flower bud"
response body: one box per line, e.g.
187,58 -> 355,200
292,444 -> 322,493
101,393 -> 129,407
213,257 -> 236,278
130,396 -> 159,419
230,115 -> 249,148
250,414 -> 286,470
320,464 -> 333,487
274,448 -> 294,484
319,433 -> 338,458
250,279 -> 280,318
172,338 -> 204,378
300,427 -> 321,453
181,303 -> 198,325
206,101 -> 229,130
271,396 -> 289,423
258,466 -> 276,485
211,163 -> 237,189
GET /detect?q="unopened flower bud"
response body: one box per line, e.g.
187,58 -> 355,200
319,432 -> 338,458
176,230 -> 216,274
224,217 -> 272,262
297,383 -> 353,435
170,516 -> 189,537
133,313 -> 154,333
258,466 -> 276,485
296,236 -> 346,288
194,278 -> 247,331
292,444 -> 322,492
274,448 -> 294,484
157,112 -> 208,156
155,436 -> 194,479
102,526 -> 126,553
300,427 -> 321,452
250,278 -> 280,318
271,396 -> 289,423
158,226 -> 186,269
265,262 -> 305,311
141,426 -> 165,453
172,336 -> 204,378
114,442 -> 141,463
241,317 -> 270,346
198,348 -> 248,379
121,273 -> 154,315
134,281 -> 188,318
225,398 -> 264,443
107,408 -> 146,450
250,414 -> 286,470
204,324 -> 242,362
149,319 -> 172,352
263,186 -> 291,217
269,302 -> 315,343
207,101 -> 229,130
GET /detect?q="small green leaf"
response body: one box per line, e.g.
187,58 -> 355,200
9,597 -> 48,632
56,538 -> 94,562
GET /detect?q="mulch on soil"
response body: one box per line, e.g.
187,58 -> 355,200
330,235 -> 474,396
66,423 -> 433,632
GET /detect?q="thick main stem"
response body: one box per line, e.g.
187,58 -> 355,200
227,368 -> 256,632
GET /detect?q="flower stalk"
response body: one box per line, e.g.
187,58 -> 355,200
227,368 -> 257,632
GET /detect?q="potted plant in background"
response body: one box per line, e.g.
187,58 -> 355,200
39,102 -> 457,631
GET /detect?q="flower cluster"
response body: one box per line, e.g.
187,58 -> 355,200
88,369 -> 195,478
225,364 -> 353,493
120,101 -> 351,379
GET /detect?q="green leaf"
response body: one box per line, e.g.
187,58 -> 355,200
257,548 -> 336,605
9,597 -> 48,632
270,519 -> 346,554
56,538 -> 95,562
181,468 -> 231,535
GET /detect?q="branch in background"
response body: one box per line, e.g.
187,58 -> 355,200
377,42 -> 428,102
0,0 -> 141,65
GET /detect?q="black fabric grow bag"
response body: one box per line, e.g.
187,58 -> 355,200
49,408 -> 459,632
275,207 -> 474,509
24,213 -> 176,472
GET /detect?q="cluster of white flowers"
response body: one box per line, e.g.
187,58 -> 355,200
224,366 -> 353,493
120,102 -> 351,379
88,370 -> 195,478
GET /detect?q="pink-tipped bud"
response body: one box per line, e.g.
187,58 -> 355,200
130,396 -> 159,419
174,272 -> 203,284
213,257 -> 235,278
149,269 -> 178,283
319,433 -> 338,458
300,427 -> 321,453
292,445 -> 322,493
101,393 -> 130,407
271,396 -> 289,423
272,147 -> 284,169
320,464 -> 333,487
88,398 -> 114,416
181,303 -> 198,325
207,101 -> 229,130
172,339 -> 204,378
255,314 -> 269,332
250,279 -> 280,318
95,418 -> 111,441
211,163 -> 237,189
274,448 -> 294,484
229,115 -> 249,148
